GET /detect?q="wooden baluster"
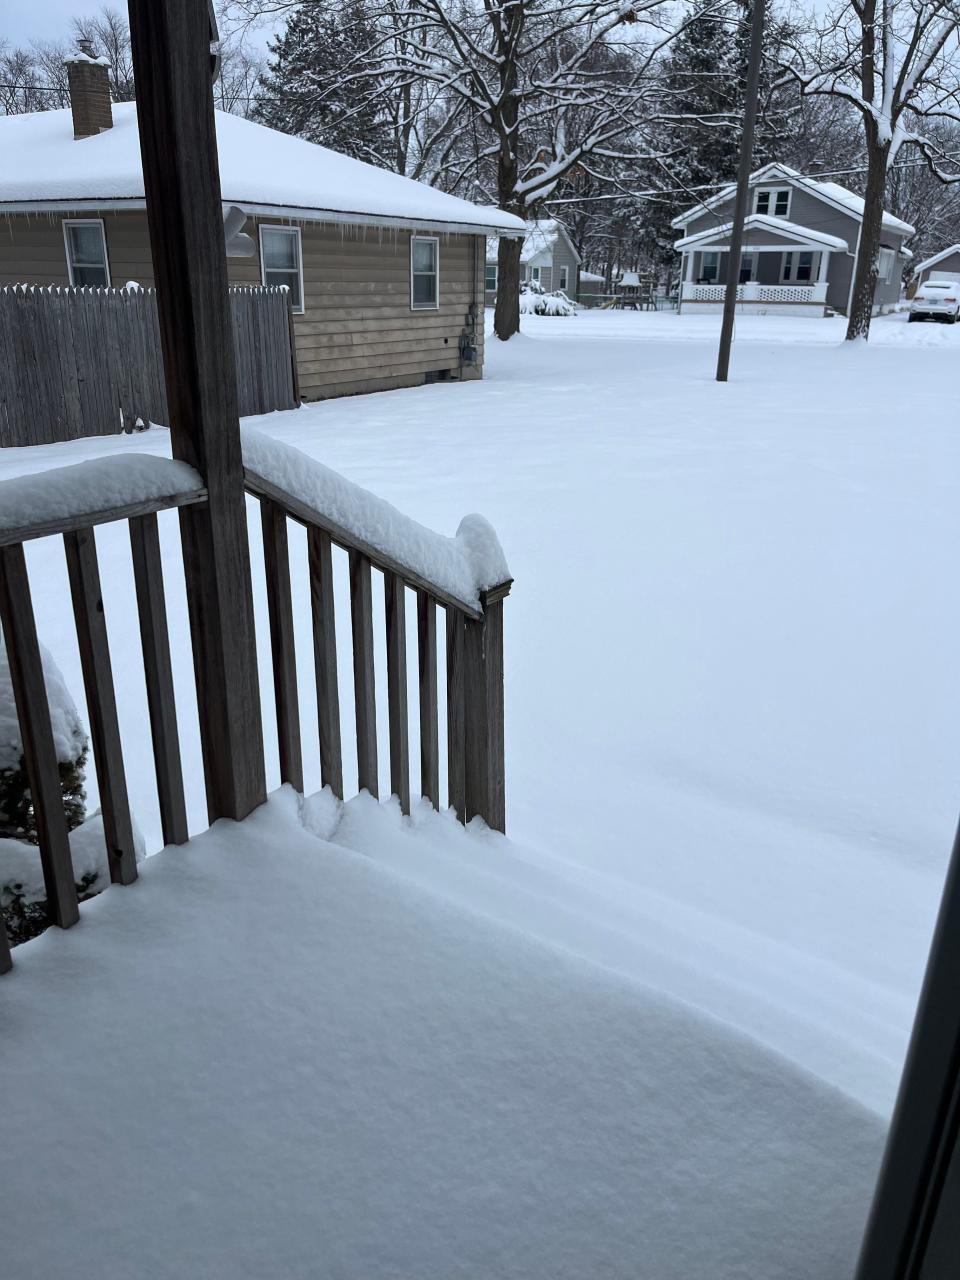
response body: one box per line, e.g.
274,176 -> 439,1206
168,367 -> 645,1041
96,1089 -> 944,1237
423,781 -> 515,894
417,591 -> 439,810
0,914 -> 11,974
0,543 -> 79,925
308,527 -> 342,799
64,527 -> 138,884
446,606 -> 465,822
384,572 -> 410,815
260,499 -> 304,793
350,550 -> 378,797
129,513 -> 189,847
464,587 -> 508,834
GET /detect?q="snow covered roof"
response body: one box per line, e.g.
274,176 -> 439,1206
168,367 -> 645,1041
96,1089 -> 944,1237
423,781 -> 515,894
0,104 -> 525,237
618,270 -> 643,287
671,163 -> 915,238
674,214 -> 849,253
486,218 -> 581,265
912,243 -> 960,275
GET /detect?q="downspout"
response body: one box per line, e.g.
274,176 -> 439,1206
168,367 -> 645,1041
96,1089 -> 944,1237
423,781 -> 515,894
846,220 -> 863,319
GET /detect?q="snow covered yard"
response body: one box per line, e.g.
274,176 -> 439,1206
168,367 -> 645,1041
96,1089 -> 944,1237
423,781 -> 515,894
2,307 -> 956,1275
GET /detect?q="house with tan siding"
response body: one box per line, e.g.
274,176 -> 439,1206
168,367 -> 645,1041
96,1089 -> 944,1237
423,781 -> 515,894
0,52 -> 523,402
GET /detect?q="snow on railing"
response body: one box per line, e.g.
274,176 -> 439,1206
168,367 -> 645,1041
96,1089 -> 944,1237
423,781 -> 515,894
0,454 -> 205,545
242,427 -> 511,833
241,427 -> 509,616
0,435 -> 512,973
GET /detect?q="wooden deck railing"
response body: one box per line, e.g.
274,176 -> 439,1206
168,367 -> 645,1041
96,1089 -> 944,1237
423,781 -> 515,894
0,452 -> 510,973
245,465 -> 511,830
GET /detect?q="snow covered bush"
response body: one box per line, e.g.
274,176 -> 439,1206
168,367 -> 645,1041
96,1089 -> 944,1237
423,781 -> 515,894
0,640 -> 89,944
519,280 -> 576,317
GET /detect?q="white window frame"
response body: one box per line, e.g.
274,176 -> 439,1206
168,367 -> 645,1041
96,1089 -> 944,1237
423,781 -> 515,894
781,250 -> 814,283
701,250 -> 721,282
878,247 -> 896,283
410,234 -> 440,311
259,224 -> 305,314
738,252 -> 757,283
485,263 -> 498,292
63,218 -> 110,287
754,188 -> 791,219
531,265 -> 541,284
558,265 -> 569,291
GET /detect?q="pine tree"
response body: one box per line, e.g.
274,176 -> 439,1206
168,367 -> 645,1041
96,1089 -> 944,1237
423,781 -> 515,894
253,2 -> 392,166
640,0 -> 795,265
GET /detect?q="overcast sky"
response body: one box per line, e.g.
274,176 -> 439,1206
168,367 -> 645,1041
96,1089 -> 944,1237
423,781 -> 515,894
3,0 -> 89,46
3,2 -> 278,49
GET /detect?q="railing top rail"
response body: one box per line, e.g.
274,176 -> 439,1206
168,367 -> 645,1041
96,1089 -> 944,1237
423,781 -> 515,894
241,428 -> 511,619
0,454 -> 206,546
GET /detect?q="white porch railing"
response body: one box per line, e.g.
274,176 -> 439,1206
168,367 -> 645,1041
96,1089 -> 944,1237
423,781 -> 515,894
681,282 -> 828,304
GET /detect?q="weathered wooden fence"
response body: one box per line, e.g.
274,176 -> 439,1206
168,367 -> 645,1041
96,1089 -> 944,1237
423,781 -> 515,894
0,285 -> 298,447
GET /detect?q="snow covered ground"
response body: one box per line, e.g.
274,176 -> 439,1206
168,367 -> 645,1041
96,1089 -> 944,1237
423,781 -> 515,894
4,789 -> 884,1280
2,310 -> 955,1270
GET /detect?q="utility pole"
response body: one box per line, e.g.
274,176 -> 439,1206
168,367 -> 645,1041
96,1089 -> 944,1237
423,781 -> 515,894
716,0 -> 767,382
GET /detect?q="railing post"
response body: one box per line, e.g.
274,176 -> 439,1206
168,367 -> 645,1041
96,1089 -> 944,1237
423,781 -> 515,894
128,0 -> 265,822
463,584 -> 510,833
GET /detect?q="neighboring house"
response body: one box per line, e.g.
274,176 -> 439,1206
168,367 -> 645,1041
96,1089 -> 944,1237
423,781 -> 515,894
577,270 -> 607,305
671,162 -> 914,318
0,52 -> 523,401
485,219 -> 580,303
911,245 -> 960,294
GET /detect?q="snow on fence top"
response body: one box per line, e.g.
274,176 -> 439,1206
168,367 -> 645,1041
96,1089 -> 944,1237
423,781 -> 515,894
0,104 -> 526,237
0,454 -> 203,541
241,428 -> 510,611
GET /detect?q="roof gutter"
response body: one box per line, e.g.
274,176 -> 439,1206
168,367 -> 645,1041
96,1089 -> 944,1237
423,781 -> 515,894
0,196 -> 525,239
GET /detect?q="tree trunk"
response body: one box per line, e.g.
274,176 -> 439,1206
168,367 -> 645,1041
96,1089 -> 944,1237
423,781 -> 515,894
845,136 -> 890,341
494,236 -> 523,340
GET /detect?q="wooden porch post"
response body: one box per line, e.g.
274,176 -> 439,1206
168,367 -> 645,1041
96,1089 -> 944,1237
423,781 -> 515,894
127,0 -> 265,822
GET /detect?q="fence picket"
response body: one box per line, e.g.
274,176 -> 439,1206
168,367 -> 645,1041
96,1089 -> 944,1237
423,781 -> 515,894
0,286 -> 294,446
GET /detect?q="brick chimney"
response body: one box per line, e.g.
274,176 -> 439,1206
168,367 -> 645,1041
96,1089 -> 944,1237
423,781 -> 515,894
65,38 -> 113,139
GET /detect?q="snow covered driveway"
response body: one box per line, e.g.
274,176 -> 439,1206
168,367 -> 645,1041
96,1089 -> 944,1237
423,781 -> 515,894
3,309 -> 955,1123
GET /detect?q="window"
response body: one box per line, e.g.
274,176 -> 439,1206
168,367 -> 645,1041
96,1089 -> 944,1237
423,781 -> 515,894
754,188 -> 790,218
558,265 -> 569,291
782,250 -> 814,282
739,253 -> 756,284
701,251 -> 720,282
260,226 -> 303,312
878,247 -> 896,283
410,235 -> 439,309
63,219 -> 109,286
531,265 -> 541,283
485,264 -> 498,292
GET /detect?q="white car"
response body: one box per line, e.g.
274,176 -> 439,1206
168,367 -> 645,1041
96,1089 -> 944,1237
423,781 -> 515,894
909,280 -> 960,323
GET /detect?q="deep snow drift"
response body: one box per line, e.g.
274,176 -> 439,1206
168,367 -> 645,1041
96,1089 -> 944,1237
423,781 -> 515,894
0,309 -> 952,1124
2,790 -> 883,1280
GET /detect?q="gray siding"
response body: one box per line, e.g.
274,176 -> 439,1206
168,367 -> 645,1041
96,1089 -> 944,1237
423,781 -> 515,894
551,234 -> 579,295
918,251 -> 960,284
0,211 -> 485,400
681,184 -> 860,247
677,178 -> 911,315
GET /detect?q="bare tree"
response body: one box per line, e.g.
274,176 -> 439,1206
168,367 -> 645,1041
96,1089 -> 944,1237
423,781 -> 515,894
230,0 -> 695,339
783,0 -> 960,339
